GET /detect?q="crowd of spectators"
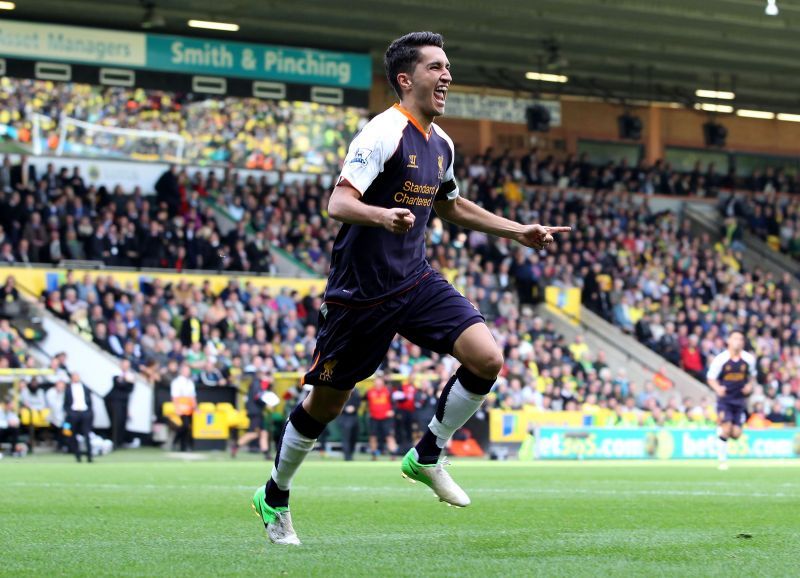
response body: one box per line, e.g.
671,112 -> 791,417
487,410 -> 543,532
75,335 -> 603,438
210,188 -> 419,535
458,149 -> 799,197
0,158 -> 284,273
1,151 -> 797,433
0,76 -> 798,436
33,269 -> 800,439
0,77 -> 365,173
519,190 -> 800,423
418,153 -> 800,424
722,190 -> 800,262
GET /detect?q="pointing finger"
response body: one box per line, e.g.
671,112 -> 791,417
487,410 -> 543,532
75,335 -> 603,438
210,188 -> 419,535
545,226 -> 572,233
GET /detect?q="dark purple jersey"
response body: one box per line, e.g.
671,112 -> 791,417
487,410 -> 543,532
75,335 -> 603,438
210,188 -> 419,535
707,350 -> 757,405
326,104 -> 458,304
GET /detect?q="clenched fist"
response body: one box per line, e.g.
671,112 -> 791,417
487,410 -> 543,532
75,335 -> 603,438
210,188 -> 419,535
382,208 -> 416,234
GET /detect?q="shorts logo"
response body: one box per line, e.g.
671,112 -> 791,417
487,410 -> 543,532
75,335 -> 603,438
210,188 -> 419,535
319,359 -> 338,381
437,155 -> 444,179
350,148 -> 372,165
407,154 -> 418,169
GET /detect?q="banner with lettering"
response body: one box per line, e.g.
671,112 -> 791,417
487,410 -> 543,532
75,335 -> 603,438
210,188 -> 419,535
146,35 -> 371,89
530,427 -> 800,460
0,20 -> 371,89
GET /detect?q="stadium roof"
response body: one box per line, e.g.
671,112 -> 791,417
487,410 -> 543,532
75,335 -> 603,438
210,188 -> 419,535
10,0 -> 800,113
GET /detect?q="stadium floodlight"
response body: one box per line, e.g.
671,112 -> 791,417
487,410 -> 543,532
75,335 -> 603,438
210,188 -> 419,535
695,89 -> 735,100
695,103 -> 734,113
765,0 -> 779,16
188,19 -> 239,32
0,2 -> 16,9
525,72 -> 568,83
777,112 -> 800,122
736,109 -> 775,120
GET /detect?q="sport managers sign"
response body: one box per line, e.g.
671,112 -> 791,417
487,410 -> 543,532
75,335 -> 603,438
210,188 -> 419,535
0,20 -> 371,90
0,20 -> 145,66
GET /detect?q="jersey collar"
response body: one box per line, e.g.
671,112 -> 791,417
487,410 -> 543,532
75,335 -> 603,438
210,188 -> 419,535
393,103 -> 432,141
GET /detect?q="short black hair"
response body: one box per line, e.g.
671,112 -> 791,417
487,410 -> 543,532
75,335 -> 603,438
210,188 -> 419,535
384,31 -> 444,99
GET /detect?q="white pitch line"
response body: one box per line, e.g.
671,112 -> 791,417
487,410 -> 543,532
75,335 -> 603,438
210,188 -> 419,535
2,481 -> 797,499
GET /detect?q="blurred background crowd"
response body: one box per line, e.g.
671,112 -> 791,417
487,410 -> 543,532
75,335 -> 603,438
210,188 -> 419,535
2,78 -> 800,459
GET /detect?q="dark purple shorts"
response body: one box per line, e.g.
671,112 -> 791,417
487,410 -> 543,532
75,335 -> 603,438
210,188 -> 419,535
717,401 -> 746,426
303,271 -> 484,390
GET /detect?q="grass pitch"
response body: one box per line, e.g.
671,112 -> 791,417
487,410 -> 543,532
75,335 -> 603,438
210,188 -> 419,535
1,450 -> 798,577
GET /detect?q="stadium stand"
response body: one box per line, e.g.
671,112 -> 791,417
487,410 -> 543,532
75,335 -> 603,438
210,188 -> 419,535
1,81 -> 798,440
0,78 -> 365,173
725,191 -> 800,261
19,269 -> 777,430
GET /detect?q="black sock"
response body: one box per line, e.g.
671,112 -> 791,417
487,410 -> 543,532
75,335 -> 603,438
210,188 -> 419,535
289,403 -> 327,438
264,477 -> 290,508
414,373 -> 458,465
415,429 -> 442,465
264,419 -> 291,508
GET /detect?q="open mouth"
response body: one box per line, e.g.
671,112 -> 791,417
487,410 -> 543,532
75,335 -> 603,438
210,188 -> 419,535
434,86 -> 448,106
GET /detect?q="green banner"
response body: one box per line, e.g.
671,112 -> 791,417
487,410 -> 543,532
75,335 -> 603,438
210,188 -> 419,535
146,35 -> 371,89
532,427 -> 800,460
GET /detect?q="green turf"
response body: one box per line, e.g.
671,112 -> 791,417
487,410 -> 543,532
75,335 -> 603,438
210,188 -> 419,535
1,451 -> 798,577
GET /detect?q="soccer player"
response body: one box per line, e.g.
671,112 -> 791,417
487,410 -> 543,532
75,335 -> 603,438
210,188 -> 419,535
252,31 -> 570,545
706,331 -> 757,470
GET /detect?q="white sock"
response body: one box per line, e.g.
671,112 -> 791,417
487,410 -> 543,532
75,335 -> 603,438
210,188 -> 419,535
271,421 -> 316,491
428,380 -> 487,449
717,437 -> 728,463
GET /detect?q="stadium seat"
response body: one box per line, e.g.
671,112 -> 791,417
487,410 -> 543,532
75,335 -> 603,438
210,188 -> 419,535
161,402 -> 183,427
19,407 -> 51,428
216,402 -> 236,414
767,235 -> 781,252
215,403 -> 245,429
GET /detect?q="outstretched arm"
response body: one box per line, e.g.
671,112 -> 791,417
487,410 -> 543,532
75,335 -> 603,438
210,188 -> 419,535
433,196 -> 570,250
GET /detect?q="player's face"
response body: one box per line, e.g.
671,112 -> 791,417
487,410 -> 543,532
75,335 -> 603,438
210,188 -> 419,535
410,46 -> 451,118
728,333 -> 744,353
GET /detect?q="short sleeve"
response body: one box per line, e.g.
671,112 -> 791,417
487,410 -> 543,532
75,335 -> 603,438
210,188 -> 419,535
706,352 -> 726,381
338,124 -> 394,195
433,125 -> 459,202
745,352 -> 757,377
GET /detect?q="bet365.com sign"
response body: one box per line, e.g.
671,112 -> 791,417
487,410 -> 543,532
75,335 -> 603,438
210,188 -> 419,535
528,427 -> 800,460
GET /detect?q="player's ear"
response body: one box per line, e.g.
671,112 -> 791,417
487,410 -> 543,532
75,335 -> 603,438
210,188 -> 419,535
397,72 -> 413,92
